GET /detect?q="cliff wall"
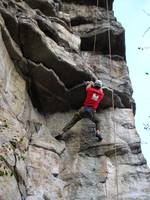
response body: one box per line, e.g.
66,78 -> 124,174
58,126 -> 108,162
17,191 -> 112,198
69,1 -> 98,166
0,0 -> 150,199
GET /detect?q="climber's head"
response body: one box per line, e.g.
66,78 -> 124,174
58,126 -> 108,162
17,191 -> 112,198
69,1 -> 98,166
94,80 -> 103,88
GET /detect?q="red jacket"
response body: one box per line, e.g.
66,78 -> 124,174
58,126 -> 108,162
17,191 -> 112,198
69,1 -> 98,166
83,87 -> 104,110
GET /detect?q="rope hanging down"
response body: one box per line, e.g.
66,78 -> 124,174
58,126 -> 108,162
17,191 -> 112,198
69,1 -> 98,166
92,1 -> 119,199
93,0 -> 99,53
65,0 -> 119,197
92,1 -> 109,197
106,0 -> 119,199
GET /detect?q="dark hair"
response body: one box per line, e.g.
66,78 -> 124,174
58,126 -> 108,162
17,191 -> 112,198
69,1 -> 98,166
94,86 -> 101,89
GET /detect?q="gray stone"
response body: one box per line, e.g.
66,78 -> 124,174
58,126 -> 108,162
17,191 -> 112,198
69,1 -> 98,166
62,3 -> 125,58
0,0 -> 150,199
59,109 -> 150,200
62,0 -> 114,10
0,0 -> 130,114
24,0 -> 60,17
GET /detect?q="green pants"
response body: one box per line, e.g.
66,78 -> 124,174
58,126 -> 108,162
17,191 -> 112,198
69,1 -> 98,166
62,107 -> 100,132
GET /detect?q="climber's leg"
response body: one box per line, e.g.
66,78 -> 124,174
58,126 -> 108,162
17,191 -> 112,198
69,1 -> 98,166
90,111 -> 100,130
55,109 -> 84,140
62,111 -> 82,132
91,112 -> 103,141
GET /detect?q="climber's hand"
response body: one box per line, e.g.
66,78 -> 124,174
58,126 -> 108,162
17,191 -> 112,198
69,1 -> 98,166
85,81 -> 94,85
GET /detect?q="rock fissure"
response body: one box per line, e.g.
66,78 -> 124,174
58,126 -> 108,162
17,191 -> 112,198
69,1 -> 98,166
13,149 -> 27,200
0,141 -> 27,200
30,143 -> 63,156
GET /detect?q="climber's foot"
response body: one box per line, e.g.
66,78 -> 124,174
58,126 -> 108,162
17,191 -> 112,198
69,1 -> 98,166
96,131 -> 103,141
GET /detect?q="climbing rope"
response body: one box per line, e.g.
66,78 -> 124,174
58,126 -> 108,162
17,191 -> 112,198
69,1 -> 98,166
106,0 -> 119,199
92,1 -> 110,198
60,1 -> 119,198
68,0 -> 119,196
93,0 -> 99,53
92,1 -> 119,199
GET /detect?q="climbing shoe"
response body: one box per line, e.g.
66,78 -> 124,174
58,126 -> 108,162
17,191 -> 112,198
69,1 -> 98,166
96,131 -> 103,141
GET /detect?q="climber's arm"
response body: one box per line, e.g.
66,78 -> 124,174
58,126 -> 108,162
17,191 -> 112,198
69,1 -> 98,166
85,81 -> 94,90
102,85 -> 113,94
102,86 -> 112,91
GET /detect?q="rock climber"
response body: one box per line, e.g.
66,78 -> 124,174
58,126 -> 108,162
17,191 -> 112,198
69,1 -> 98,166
56,80 -> 111,141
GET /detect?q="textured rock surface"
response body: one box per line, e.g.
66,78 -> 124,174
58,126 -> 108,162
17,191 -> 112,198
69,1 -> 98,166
0,0 -> 134,114
61,0 -> 114,10
0,0 -> 150,200
62,3 -> 125,58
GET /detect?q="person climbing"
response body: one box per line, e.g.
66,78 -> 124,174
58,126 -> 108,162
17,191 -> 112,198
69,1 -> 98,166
56,80 -> 111,141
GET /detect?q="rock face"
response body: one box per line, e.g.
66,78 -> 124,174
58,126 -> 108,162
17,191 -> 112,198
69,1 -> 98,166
0,0 -> 149,200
